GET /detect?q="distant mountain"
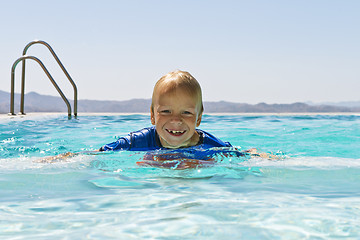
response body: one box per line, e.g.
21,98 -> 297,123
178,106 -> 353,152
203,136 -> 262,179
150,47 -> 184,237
204,101 -> 358,113
0,90 -> 359,114
0,90 -> 151,113
307,100 -> 360,108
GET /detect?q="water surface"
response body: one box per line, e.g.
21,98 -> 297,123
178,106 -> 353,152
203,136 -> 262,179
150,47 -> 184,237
1,114 -> 359,239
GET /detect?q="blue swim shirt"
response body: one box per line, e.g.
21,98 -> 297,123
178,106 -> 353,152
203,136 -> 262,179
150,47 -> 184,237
99,126 -> 232,151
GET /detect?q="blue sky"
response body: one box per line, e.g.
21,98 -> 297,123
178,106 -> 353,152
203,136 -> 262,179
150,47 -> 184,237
0,0 -> 359,104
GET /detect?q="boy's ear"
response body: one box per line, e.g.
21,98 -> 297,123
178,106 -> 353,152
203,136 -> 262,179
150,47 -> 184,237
196,113 -> 202,127
150,108 -> 155,125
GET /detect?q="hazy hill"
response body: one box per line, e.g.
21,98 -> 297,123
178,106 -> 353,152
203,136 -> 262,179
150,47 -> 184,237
1,90 -> 359,114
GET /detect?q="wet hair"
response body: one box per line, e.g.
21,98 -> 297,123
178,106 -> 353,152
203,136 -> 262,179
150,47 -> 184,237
151,70 -> 204,115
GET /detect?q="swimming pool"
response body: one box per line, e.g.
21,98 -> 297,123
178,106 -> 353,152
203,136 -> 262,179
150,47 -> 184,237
1,114 -> 360,239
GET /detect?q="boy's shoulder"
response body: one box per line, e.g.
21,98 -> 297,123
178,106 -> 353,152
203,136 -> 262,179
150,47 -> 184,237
129,126 -> 160,150
197,129 -> 232,148
130,126 -> 156,135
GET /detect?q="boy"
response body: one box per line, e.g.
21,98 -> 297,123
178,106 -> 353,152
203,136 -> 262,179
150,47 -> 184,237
40,70 -> 270,166
99,70 -> 231,152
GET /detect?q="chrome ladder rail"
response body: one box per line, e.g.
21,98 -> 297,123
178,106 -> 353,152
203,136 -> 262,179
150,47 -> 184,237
10,56 -> 72,118
10,40 -> 78,118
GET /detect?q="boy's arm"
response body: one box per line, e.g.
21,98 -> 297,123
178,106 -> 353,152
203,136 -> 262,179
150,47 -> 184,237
244,148 -> 279,159
35,150 -> 100,163
35,136 -> 127,163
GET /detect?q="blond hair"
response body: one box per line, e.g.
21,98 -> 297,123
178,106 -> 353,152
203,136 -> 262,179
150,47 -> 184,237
151,70 -> 204,115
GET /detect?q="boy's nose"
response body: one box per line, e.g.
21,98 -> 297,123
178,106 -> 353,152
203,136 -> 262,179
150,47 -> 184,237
170,115 -> 182,124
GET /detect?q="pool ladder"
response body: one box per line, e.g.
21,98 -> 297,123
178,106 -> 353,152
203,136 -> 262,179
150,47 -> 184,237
9,40 -> 78,118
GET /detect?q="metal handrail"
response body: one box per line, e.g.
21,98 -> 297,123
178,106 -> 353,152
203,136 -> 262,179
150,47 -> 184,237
10,55 -> 72,118
21,40 -> 77,116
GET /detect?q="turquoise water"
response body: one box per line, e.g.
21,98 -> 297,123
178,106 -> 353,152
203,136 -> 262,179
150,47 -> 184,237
1,114 -> 360,239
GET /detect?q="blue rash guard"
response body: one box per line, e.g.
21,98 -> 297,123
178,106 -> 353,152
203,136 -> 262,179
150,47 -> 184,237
99,126 -> 231,151
99,126 -> 245,160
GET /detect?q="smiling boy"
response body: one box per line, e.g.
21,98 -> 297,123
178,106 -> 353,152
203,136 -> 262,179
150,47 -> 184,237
150,70 -> 203,148
99,70 -> 231,152
38,70 -> 272,165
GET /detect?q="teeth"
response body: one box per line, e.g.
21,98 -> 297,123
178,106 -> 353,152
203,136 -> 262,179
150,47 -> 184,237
169,130 -> 185,134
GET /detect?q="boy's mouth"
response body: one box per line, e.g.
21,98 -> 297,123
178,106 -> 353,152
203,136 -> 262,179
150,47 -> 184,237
166,129 -> 186,136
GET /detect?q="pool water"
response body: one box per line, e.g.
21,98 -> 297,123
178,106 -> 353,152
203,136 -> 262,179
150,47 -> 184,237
1,114 -> 360,239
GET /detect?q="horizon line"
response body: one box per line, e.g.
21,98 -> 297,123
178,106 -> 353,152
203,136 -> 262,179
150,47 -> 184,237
2,89 -> 360,105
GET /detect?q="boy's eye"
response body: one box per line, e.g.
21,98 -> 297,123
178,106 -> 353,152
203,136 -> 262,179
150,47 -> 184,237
183,111 -> 194,115
160,110 -> 171,114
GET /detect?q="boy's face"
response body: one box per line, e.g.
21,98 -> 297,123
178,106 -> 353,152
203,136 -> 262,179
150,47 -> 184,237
151,87 -> 202,149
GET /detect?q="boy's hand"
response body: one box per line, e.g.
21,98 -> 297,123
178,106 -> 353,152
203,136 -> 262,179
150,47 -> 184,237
245,148 -> 279,159
34,152 -> 77,163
